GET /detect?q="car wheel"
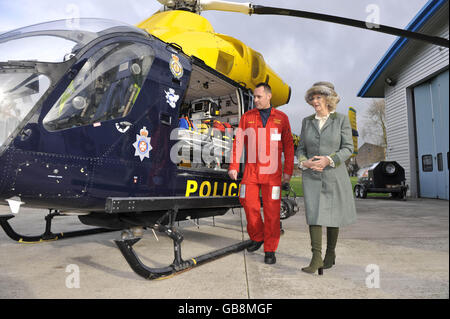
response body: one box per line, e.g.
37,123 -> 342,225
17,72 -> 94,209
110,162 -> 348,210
354,185 -> 361,198
280,198 -> 294,220
360,187 -> 367,198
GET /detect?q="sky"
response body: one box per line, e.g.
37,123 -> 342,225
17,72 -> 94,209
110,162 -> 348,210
0,0 -> 430,140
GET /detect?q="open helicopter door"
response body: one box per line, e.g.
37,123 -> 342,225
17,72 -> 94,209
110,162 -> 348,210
240,88 -> 254,112
174,59 -> 247,175
236,87 -> 253,175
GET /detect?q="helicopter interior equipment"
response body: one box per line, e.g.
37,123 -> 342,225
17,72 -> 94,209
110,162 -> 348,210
174,62 -> 241,172
0,0 -> 447,280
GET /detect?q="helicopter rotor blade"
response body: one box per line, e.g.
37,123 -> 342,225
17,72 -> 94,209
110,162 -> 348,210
156,0 -> 173,6
200,0 -> 251,14
154,1 -> 448,47
250,5 -> 449,48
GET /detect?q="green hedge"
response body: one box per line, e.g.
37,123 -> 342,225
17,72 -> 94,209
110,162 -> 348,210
284,176 -> 389,198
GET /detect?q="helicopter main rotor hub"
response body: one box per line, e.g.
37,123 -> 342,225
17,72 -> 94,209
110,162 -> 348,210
157,0 -> 253,15
158,0 -> 201,13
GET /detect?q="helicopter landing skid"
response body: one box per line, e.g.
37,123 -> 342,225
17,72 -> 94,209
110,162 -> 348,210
114,209 -> 253,280
0,210 -> 117,243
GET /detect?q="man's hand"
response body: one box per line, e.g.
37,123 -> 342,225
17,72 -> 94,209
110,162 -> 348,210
281,174 -> 291,191
282,173 -> 291,184
228,170 -> 238,180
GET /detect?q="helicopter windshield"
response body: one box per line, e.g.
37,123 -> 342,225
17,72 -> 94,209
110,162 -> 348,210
0,18 -> 148,63
43,41 -> 155,131
0,71 -> 51,147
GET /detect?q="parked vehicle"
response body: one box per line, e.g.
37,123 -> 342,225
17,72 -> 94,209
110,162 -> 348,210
354,161 -> 408,200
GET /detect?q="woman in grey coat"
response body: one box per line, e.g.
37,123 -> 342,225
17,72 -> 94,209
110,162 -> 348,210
296,82 -> 357,275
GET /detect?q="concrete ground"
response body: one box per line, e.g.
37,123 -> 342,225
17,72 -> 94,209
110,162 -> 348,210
0,197 -> 448,299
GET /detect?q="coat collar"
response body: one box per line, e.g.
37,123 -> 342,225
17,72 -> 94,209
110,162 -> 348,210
251,106 -> 276,120
321,112 -> 336,132
307,112 -> 337,133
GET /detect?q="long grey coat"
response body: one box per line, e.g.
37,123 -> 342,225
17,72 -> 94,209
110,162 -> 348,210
296,112 -> 357,227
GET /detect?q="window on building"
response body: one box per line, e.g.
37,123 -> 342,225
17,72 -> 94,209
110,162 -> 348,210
422,154 -> 433,172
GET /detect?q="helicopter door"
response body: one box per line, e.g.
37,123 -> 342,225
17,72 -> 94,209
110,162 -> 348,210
175,63 -> 241,172
236,88 -> 254,174
239,88 -> 254,114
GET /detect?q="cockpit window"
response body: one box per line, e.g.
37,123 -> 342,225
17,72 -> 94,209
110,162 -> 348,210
0,36 -> 79,63
0,18 -> 149,63
43,42 -> 154,131
0,73 -> 51,147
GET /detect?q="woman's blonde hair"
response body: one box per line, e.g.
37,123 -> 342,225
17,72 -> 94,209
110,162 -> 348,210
305,81 -> 340,112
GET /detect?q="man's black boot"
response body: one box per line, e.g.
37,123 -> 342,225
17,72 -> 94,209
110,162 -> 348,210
264,252 -> 276,264
246,240 -> 264,252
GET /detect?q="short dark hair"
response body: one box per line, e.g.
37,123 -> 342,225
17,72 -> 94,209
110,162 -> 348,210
255,82 -> 272,94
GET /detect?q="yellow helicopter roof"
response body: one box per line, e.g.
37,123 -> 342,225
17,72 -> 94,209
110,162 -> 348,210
138,10 -> 291,107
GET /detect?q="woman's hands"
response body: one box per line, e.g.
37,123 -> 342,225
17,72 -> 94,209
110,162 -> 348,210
302,156 -> 331,172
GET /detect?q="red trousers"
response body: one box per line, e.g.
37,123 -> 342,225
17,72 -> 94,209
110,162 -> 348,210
239,183 -> 281,252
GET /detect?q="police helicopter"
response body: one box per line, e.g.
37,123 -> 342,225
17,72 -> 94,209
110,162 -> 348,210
0,0 -> 448,280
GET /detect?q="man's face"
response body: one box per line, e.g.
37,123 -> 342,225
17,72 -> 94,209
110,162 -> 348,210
254,86 -> 272,110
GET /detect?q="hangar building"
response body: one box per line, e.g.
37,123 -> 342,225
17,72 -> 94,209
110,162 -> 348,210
358,0 -> 449,200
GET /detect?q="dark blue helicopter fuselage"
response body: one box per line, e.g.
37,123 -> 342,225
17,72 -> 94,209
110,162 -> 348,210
0,32 -> 242,215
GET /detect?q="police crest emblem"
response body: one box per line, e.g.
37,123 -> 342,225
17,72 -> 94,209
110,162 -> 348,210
133,126 -> 152,161
169,54 -> 183,79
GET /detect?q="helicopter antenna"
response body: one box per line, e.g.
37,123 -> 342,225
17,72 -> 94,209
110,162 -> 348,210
156,0 -> 449,48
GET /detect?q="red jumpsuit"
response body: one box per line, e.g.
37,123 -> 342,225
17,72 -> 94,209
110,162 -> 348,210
229,107 -> 294,252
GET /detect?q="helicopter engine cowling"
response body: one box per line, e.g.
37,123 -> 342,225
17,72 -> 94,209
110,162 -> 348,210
137,10 -> 291,106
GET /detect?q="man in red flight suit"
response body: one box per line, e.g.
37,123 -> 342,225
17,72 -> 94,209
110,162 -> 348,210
228,83 -> 294,264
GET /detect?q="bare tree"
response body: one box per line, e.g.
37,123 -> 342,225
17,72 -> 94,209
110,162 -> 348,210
361,99 -> 387,158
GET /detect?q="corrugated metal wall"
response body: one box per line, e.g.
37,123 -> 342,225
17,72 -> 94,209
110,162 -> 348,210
384,23 -> 449,197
